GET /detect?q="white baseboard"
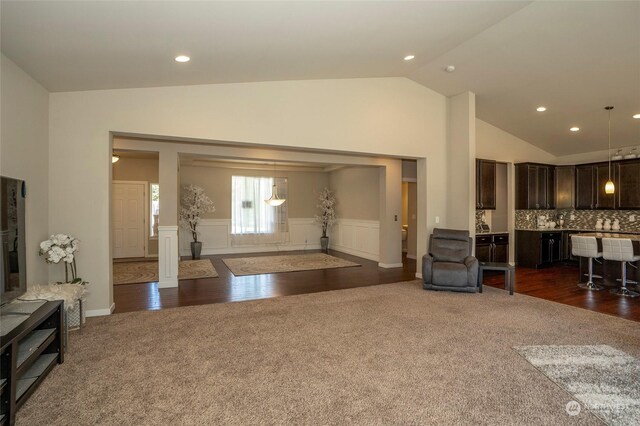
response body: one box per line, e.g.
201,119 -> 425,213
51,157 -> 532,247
158,279 -> 178,288
86,302 -> 115,317
378,262 -> 404,269
330,244 -> 379,262
406,254 -> 417,260
415,272 -> 423,279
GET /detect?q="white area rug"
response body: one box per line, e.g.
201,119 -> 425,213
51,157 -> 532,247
514,345 -> 640,425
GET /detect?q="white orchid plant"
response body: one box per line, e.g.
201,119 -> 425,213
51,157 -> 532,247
314,187 -> 337,238
179,184 -> 216,242
39,234 -> 87,284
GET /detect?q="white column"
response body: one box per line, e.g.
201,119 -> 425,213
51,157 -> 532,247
446,91 -> 476,233
158,226 -> 178,288
378,159 -> 403,268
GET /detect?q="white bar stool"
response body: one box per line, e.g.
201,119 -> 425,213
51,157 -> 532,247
571,235 -> 604,290
601,238 -> 640,298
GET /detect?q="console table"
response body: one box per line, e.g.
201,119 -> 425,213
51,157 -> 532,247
0,301 -> 64,425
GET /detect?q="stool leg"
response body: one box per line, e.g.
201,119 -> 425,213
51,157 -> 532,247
578,257 -> 603,291
611,261 -> 640,297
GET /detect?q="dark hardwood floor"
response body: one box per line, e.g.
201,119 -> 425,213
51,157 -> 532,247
113,250 -> 417,314
483,264 -> 640,322
114,253 -> 639,322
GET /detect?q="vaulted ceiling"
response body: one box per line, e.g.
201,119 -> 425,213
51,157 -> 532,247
2,1 -> 638,156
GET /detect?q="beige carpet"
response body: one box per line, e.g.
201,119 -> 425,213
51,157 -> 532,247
17,281 -> 640,425
222,253 -> 360,276
113,259 -> 218,285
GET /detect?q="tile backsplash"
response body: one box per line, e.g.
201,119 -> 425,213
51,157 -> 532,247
515,209 -> 640,232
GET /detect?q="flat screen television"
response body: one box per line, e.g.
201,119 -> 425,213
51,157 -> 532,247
1,176 -> 27,306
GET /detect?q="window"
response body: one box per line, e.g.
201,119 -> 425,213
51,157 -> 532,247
231,176 -> 288,245
150,183 -> 159,238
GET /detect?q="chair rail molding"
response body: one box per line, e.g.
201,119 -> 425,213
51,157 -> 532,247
158,225 -> 179,288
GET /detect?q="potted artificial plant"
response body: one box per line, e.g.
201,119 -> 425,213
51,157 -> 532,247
180,184 -> 215,259
314,187 -> 336,253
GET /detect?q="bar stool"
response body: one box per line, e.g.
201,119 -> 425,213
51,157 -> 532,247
571,235 -> 604,290
601,238 -> 640,298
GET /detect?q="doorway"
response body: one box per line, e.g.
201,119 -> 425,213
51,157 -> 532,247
112,181 -> 146,259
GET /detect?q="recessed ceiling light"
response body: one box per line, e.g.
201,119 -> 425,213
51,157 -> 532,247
570,127 -> 580,132
536,106 -> 547,112
445,65 -> 456,73
633,113 -> 640,119
175,55 -> 190,63
404,55 -> 415,61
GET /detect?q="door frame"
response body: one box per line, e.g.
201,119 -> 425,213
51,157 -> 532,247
112,180 -> 149,258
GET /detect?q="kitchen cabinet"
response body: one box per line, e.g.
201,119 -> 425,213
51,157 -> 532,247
615,159 -> 640,209
515,230 -> 562,268
475,233 -> 509,263
476,159 -> 496,210
555,166 -> 575,209
515,163 -> 555,209
575,163 -> 615,209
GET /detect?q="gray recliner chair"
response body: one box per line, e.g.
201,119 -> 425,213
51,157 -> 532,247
422,228 -> 479,293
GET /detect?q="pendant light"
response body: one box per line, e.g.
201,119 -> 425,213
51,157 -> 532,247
265,162 -> 286,206
112,153 -> 120,163
604,106 -> 615,195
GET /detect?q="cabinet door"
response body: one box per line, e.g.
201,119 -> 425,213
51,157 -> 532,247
616,160 -> 640,209
478,160 -> 496,210
545,166 -> 556,209
550,237 -> 562,262
528,166 -> 539,208
515,164 -> 529,209
493,243 -> 508,263
575,165 -> 595,209
595,163 -> 615,209
475,244 -> 492,263
555,166 -> 575,209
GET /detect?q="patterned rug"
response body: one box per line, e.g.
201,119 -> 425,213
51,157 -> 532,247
514,345 -> 640,425
113,259 -> 218,285
222,253 -> 360,276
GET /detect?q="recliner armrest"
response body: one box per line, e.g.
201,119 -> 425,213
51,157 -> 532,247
463,256 -> 479,286
422,254 -> 434,284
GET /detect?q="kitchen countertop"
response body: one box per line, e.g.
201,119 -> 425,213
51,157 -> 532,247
577,232 -> 640,241
515,227 -> 640,234
474,230 -> 509,235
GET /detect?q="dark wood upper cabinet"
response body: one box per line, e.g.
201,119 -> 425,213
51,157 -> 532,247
555,165 -> 575,209
515,163 -> 555,209
615,159 -> 640,209
575,162 -> 615,210
476,159 -> 496,210
575,164 -> 595,209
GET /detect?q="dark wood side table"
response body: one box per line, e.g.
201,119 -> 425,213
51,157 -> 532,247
478,262 -> 515,295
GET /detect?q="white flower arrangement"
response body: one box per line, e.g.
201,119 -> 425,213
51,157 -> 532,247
179,184 -> 216,242
39,234 -> 86,284
314,187 -> 337,238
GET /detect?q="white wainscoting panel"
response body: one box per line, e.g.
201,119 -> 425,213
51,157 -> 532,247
330,219 -> 380,261
158,226 -> 179,288
179,218 -> 323,256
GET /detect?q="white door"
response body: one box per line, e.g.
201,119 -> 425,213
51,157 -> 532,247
112,182 -> 146,258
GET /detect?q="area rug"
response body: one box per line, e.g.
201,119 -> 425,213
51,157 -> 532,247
16,282 -> 640,425
514,345 -> 640,425
113,259 -> 218,285
222,253 -> 360,276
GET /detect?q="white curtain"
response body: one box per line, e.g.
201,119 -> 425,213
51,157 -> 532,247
231,176 -> 289,246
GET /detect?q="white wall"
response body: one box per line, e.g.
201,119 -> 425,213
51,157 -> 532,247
476,119 -> 556,164
50,77 -> 448,312
0,54 -> 50,286
329,167 -> 380,221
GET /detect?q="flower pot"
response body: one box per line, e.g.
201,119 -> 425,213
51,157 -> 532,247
190,241 -> 202,260
320,236 -> 329,253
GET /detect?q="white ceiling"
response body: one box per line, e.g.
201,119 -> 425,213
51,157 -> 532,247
2,1 -> 639,156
